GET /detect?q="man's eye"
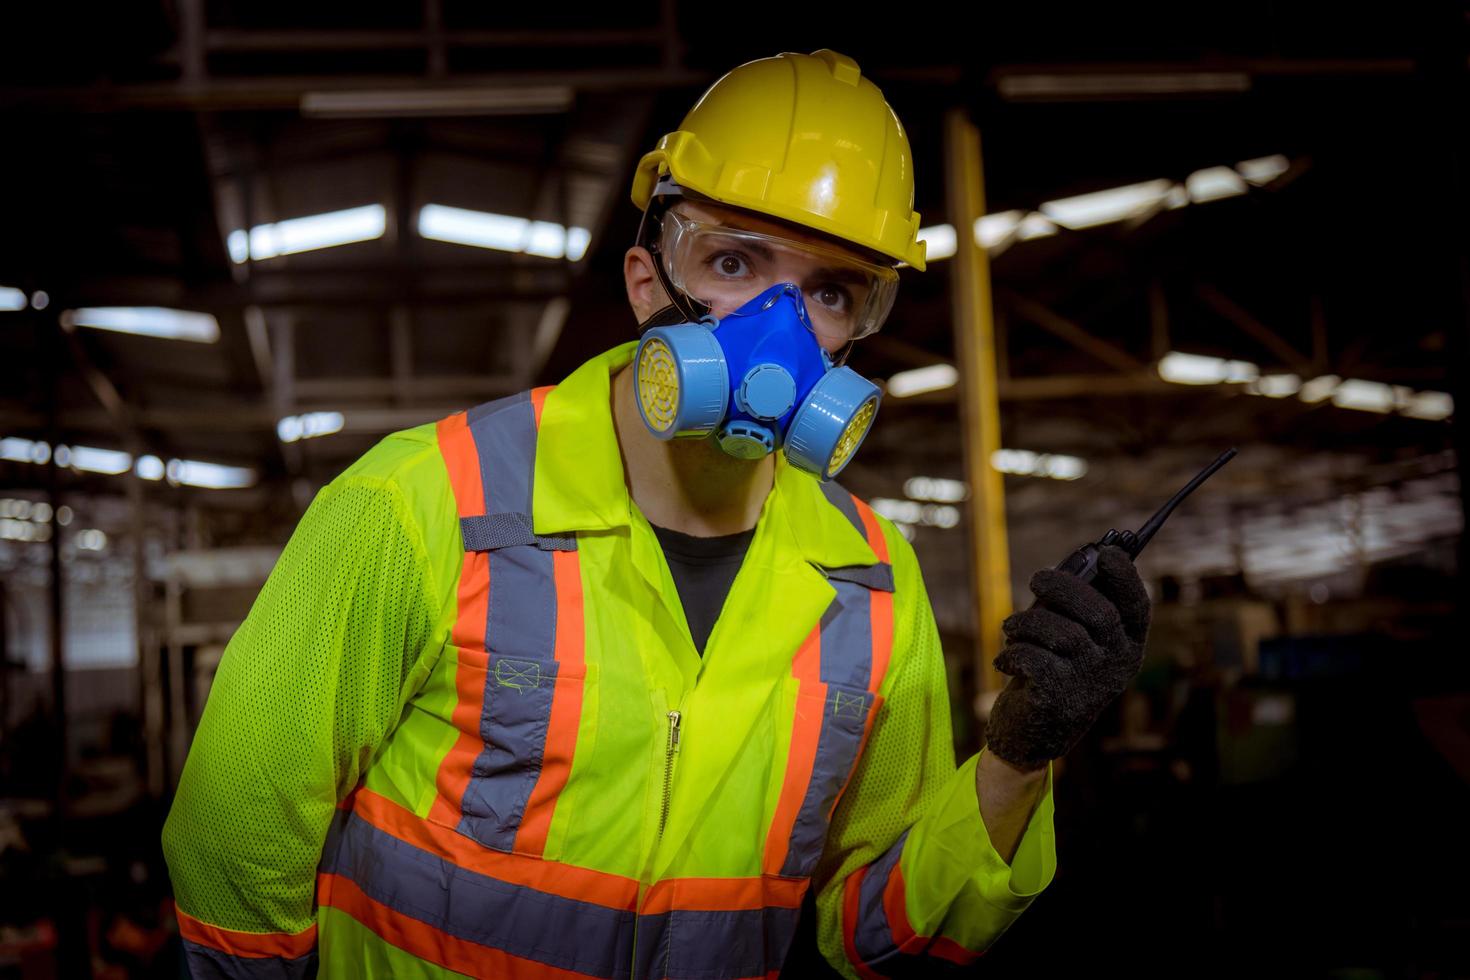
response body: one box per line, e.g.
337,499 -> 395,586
711,252 -> 750,278
811,283 -> 852,313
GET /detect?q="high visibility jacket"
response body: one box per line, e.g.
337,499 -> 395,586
162,340 -> 1057,980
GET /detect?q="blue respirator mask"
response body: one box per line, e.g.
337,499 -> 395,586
633,282 -> 882,481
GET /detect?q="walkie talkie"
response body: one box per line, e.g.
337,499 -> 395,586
1050,449 -> 1238,584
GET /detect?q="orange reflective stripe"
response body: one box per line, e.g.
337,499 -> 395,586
431,413 -> 493,826
845,857 -> 983,973
514,548 -> 586,856
317,872 -> 596,980
852,497 -> 894,693
761,625 -> 824,875
175,907 -> 316,960
884,863 -> 982,963
853,496 -> 888,562
928,935 -> 983,966
642,875 -> 808,915
530,384 -> 554,429
352,788 -> 638,909
881,859 -> 919,953
429,610 -> 490,826
437,411 -> 485,518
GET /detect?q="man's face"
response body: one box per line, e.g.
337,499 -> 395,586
660,199 -> 894,356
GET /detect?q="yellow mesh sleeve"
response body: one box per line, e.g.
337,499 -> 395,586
812,529 -> 957,977
812,517 -> 1056,977
161,475 -> 440,934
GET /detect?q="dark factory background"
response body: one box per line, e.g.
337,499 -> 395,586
2,2 -> 1468,978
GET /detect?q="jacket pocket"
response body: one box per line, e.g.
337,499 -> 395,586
780,681 -> 884,878
428,647 -> 594,856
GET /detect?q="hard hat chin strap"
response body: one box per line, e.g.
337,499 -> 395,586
634,187 -> 711,337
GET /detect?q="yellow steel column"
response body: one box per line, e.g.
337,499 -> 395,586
943,108 -> 1012,709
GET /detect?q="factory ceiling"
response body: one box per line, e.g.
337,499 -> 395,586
0,2 -> 1463,597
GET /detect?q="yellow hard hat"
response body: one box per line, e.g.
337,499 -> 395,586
631,49 -> 926,272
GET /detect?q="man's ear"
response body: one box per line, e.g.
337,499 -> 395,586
624,245 -> 669,324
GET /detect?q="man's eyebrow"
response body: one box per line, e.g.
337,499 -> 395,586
806,265 -> 869,286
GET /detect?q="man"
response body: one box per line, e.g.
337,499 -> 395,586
163,49 -> 1151,979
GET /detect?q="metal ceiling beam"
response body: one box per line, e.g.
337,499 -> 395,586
3,69 -> 710,112
1193,280 -> 1317,376
160,27 -> 669,54
999,288 -> 1146,372
0,400 -> 504,435
62,266 -> 572,310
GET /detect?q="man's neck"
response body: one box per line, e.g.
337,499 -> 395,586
609,363 -> 775,537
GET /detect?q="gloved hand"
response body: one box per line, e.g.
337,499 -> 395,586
984,545 -> 1153,773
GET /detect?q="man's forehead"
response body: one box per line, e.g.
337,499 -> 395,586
673,199 -> 887,266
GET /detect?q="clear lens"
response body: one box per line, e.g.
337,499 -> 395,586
659,209 -> 898,345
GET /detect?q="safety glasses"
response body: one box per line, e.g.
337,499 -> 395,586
656,207 -> 900,347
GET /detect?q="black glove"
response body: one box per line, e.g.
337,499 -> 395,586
984,545 -> 1153,772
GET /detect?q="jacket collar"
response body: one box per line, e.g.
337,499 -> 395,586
532,340 -> 880,571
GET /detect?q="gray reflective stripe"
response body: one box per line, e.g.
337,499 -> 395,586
819,562 -> 895,592
820,477 -> 864,530
461,652 -> 565,849
817,578 -> 875,690
320,807 -> 634,978
458,389 -> 572,852
780,577 -> 877,878
850,830 -> 914,970
817,478 -> 894,590
181,943 -> 317,980
460,512 -> 577,552
634,905 -> 803,979
467,390 -> 536,513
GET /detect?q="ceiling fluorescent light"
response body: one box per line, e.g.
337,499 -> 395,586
870,497 -> 924,525
998,72 -> 1249,100
904,476 -> 969,503
1040,454 -> 1088,480
1,437 -> 51,464
301,87 -> 573,119
1403,391 -> 1453,421
990,449 -> 1088,481
525,221 -> 569,259
277,411 -> 345,443
234,204 -> 387,262
870,497 -> 960,529
1246,373 -> 1302,398
1236,155 -> 1290,186
917,224 -> 957,261
0,287 -> 27,311
976,211 -> 1024,248
1158,351 -> 1259,385
1331,379 -> 1406,414
1298,375 -> 1341,404
1017,213 -> 1058,240
63,445 -> 133,475
1186,166 -> 1248,203
917,212 -> 1025,262
135,455 -> 165,480
62,307 -> 220,343
166,458 -> 256,490
886,364 -> 958,398
566,228 -> 591,262
419,204 -> 590,261
1042,179 -> 1174,230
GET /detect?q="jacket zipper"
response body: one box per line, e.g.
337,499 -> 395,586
632,708 -> 682,980
658,709 -> 681,838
